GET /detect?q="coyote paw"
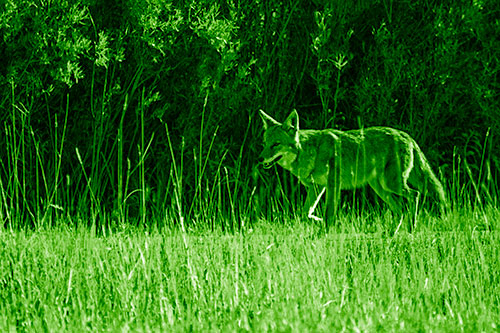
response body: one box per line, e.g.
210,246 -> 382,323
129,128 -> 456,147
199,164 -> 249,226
307,213 -> 323,222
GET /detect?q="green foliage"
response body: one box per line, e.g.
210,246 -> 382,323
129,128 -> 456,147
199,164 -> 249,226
0,0 -> 499,229
1,0 -> 91,93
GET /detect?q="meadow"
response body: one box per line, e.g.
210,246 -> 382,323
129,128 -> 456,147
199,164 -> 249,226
1,207 -> 499,331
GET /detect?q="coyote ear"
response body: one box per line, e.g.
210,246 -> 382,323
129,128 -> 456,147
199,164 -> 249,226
259,109 -> 280,130
283,109 -> 299,131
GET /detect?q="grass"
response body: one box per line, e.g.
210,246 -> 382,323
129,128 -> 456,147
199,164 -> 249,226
1,210 -> 499,331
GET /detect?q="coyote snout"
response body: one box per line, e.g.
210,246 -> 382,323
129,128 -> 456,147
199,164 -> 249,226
258,142 -> 289,169
259,109 -> 448,228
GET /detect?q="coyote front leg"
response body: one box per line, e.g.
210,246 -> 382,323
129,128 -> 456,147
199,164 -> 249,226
305,187 -> 325,222
325,141 -> 341,230
325,181 -> 340,230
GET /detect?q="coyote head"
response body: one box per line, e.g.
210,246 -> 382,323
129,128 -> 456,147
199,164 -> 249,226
258,110 -> 301,169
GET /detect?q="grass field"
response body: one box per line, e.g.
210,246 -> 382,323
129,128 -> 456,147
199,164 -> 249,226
1,208 -> 499,332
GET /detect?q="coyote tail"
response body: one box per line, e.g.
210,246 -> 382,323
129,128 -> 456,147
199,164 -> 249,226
416,149 -> 449,213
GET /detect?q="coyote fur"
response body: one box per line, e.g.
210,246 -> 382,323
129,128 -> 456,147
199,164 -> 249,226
258,109 -> 447,227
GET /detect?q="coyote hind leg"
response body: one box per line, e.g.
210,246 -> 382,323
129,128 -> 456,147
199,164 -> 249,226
368,179 -> 404,214
368,172 -> 420,215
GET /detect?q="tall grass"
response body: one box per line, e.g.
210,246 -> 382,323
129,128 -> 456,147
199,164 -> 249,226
0,1 -> 499,330
0,81 -> 498,232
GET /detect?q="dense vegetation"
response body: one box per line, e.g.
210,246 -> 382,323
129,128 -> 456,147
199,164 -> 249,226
1,0 -> 498,229
0,0 -> 499,330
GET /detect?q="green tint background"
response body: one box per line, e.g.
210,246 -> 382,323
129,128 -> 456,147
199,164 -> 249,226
1,1 -> 500,331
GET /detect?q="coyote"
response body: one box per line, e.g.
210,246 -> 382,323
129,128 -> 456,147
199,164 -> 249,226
258,109 -> 447,228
